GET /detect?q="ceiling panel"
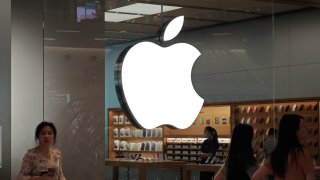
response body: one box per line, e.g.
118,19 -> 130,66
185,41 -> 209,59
129,15 -> 220,28
43,0 -> 313,47
105,31 -> 157,40
258,0 -> 320,7
105,22 -> 160,33
163,8 -> 260,22
103,0 -> 308,45
138,0 -> 303,12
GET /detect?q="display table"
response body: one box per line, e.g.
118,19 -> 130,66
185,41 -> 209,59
182,164 -> 222,180
105,159 -> 186,180
316,166 -> 320,179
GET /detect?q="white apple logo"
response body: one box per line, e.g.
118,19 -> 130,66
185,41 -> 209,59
115,16 -> 204,129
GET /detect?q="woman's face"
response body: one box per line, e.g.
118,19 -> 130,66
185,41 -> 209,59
204,130 -> 214,139
38,126 -> 55,147
297,119 -> 307,144
204,130 -> 210,138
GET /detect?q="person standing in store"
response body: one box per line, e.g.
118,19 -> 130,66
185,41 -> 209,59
200,126 -> 219,180
257,128 -> 277,180
17,121 -> 66,180
252,114 -> 315,180
258,128 -> 278,162
263,128 -> 278,159
214,124 -> 258,180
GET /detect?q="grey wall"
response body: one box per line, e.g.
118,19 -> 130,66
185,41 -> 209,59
186,8 -> 320,103
11,0 -> 44,179
0,0 -> 11,178
274,9 -> 320,98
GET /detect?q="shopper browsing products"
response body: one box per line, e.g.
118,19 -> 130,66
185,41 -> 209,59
252,114 -> 315,180
262,128 -> 278,159
259,128 -> 278,180
214,124 -> 258,180
200,126 -> 219,180
17,122 -> 66,180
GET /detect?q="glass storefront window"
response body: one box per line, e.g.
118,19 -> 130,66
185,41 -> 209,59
6,0 -> 320,179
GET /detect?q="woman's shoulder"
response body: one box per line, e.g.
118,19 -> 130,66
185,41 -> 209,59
25,147 -> 39,155
51,148 -> 62,157
302,147 -> 312,154
298,147 -> 313,161
21,147 -> 39,159
242,162 -> 259,178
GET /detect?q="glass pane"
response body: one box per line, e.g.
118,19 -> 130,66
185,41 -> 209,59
104,0 -> 308,179
44,0 -> 105,179
273,5 -> 320,166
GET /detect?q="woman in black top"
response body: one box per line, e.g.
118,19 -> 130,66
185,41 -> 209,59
200,126 -> 219,180
215,124 -> 257,180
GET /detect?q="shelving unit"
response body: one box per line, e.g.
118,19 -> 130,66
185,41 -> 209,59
164,138 -> 230,164
108,109 -> 164,160
232,100 -> 320,165
162,106 -> 231,164
108,101 -> 319,165
108,106 -> 231,163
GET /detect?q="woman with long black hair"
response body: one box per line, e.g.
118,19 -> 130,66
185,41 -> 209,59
200,126 -> 219,180
253,114 -> 315,180
214,124 -> 257,180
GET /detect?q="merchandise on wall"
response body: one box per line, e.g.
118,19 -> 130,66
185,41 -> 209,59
232,100 -> 320,165
107,106 -> 231,163
108,101 -> 320,165
108,109 -> 164,160
164,137 -> 230,164
163,106 -> 231,164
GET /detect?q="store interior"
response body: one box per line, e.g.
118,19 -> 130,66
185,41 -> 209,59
1,0 -> 320,180
105,0 -> 320,179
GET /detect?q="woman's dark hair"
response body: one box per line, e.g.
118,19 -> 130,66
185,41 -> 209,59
226,124 -> 255,180
204,126 -> 219,146
267,128 -> 277,136
35,121 -> 57,144
270,114 -> 304,178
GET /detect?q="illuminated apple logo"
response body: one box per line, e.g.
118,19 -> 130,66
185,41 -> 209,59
115,16 -> 204,129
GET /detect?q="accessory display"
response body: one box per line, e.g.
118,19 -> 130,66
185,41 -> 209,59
292,104 -> 297,112
233,101 -> 319,164
285,105 -> 290,112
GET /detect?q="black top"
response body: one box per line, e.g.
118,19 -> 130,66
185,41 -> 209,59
200,138 -> 219,163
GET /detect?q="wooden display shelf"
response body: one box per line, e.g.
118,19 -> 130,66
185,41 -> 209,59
114,150 -> 163,153
168,158 -> 202,162
108,109 -> 165,160
113,137 -> 163,140
112,124 -> 133,126
166,148 -> 200,151
108,106 -> 231,162
167,153 -> 201,156
231,100 -> 320,165
166,142 -> 202,145
275,112 -> 319,115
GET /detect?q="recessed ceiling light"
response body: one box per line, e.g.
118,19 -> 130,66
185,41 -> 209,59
104,12 -> 143,22
94,37 -> 107,41
108,3 -> 181,15
212,33 -> 230,36
56,30 -> 80,33
94,37 -> 130,41
44,37 -> 56,41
